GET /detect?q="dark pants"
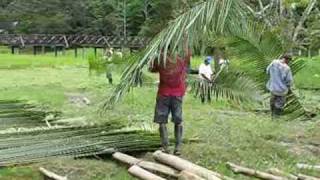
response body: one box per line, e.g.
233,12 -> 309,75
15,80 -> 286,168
154,96 -> 183,153
154,96 -> 183,124
270,94 -> 286,118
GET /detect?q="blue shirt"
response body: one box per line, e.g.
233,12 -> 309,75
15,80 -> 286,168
266,59 -> 293,96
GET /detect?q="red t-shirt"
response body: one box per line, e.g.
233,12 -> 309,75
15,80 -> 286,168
151,51 -> 191,97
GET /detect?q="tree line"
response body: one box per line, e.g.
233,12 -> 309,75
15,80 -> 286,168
0,0 -> 319,52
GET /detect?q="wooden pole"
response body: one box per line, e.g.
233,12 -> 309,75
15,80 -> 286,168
42,46 -> 45,54
297,164 -> 320,171
74,48 -> 78,58
227,162 -> 284,180
39,167 -> 67,180
33,46 -> 37,55
153,151 -> 228,180
179,170 -> 206,180
113,152 -> 179,178
297,174 -> 320,180
94,47 -> 97,57
267,168 -> 298,180
54,46 -> 58,57
11,46 -> 15,54
62,47 -> 66,56
128,165 -> 166,180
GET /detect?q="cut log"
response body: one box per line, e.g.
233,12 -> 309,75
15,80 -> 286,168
267,168 -> 298,180
226,162 -> 284,180
39,167 -> 67,180
112,152 -> 179,177
153,150 -> 232,180
128,165 -> 166,180
297,164 -> 320,171
178,170 -> 206,180
297,174 -> 320,180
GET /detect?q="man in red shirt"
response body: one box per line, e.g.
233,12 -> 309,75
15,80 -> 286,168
149,40 -> 191,155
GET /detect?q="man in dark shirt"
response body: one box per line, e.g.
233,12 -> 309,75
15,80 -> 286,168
149,39 -> 191,155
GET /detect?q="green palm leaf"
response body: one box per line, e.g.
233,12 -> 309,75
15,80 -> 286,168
104,0 -> 250,109
190,69 -> 262,105
223,23 -> 307,119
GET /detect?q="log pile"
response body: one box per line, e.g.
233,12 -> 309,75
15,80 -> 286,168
114,152 -> 320,180
113,151 -> 233,180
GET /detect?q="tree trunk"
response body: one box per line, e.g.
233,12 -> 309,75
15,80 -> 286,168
128,165 -> 166,180
227,162 -> 283,180
153,151 -> 232,180
297,174 -> 320,180
113,152 -> 179,178
297,164 -> 320,171
178,170 -> 206,180
292,0 -> 317,42
39,167 -> 67,180
267,168 -> 298,180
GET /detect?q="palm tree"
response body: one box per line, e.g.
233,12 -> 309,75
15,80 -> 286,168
104,0 -> 308,119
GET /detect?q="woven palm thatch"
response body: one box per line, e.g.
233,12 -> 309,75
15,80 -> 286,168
0,124 -> 160,166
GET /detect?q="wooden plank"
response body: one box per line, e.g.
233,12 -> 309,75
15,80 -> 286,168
39,167 -> 67,180
128,165 -> 167,180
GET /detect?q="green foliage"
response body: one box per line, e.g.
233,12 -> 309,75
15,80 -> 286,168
190,69 -> 262,105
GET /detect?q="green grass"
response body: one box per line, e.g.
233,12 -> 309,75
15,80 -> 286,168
295,56 -> 320,89
0,53 -> 319,179
0,53 -> 87,69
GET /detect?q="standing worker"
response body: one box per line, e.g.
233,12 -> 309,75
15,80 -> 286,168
266,54 -> 293,119
199,56 -> 214,82
198,56 -> 214,103
149,36 -> 191,155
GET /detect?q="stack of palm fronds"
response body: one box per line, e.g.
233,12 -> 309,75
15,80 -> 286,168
0,100 -> 60,130
0,124 -> 160,166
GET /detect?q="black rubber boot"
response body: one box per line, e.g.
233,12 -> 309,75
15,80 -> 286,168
159,124 -> 170,153
174,124 -> 183,156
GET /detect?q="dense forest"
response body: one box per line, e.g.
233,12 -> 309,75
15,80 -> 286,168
0,0 -> 319,51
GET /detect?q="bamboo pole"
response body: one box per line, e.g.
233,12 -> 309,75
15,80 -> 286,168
153,150 -> 231,180
297,174 -> 320,180
297,164 -> 320,171
128,165 -> 167,180
112,152 -> 179,177
39,167 -> 67,180
226,162 -> 284,180
268,168 -> 298,180
267,168 -> 298,180
178,170 -> 206,180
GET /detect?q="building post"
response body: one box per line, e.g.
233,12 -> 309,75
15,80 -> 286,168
94,47 -> 97,57
54,46 -> 58,57
33,46 -> 37,55
74,47 -> 78,58
41,46 -> 45,54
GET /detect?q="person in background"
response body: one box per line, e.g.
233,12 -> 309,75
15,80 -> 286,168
149,36 -> 191,155
266,54 -> 293,119
218,57 -> 230,72
198,56 -> 214,103
199,56 -> 214,82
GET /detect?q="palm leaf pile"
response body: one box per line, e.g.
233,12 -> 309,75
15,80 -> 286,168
0,125 -> 160,166
0,100 -> 60,130
0,100 -> 160,166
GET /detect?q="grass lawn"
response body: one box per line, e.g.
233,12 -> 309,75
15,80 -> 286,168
0,54 -> 319,179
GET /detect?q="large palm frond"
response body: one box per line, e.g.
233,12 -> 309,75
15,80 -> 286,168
103,0 -> 250,109
190,69 -> 262,105
223,23 -> 308,119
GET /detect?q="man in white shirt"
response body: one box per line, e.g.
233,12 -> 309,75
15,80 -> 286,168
198,56 -> 214,103
199,56 -> 213,82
